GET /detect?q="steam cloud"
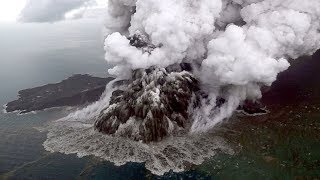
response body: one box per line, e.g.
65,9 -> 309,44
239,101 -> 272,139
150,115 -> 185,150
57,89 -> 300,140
43,0 -> 320,174
103,0 -> 320,132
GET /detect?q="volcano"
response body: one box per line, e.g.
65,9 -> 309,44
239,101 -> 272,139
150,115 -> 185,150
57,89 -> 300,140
94,34 -> 200,142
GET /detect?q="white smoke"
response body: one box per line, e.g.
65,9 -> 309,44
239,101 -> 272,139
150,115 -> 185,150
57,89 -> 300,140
103,0 -> 320,132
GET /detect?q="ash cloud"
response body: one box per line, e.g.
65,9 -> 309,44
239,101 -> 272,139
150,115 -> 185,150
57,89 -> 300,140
103,0 -> 320,132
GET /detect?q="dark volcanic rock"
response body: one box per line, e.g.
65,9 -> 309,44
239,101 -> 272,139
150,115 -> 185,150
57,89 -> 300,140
5,74 -> 114,114
128,32 -> 157,54
238,100 -> 268,115
95,67 -> 200,142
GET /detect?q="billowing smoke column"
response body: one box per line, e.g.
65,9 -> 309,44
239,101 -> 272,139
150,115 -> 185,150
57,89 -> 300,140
95,0 -> 320,141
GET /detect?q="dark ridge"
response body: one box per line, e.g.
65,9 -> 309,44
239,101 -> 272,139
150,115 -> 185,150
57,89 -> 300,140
262,50 -> 320,106
5,74 -> 114,114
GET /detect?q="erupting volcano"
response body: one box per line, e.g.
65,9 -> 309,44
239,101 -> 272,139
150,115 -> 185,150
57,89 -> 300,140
94,34 -> 201,142
43,0 -> 320,175
92,0 -> 320,141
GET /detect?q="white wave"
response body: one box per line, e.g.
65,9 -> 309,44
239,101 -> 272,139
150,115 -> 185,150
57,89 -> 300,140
17,110 -> 38,116
236,108 -> 269,117
2,104 -> 7,114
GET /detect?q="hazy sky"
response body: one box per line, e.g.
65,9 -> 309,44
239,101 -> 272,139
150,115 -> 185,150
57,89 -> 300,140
0,0 -> 107,22
0,0 -> 26,22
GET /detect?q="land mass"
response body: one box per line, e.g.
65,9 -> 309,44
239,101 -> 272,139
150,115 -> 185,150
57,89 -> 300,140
5,74 -> 114,114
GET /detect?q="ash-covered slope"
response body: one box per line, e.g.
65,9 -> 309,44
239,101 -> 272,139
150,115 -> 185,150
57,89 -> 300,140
95,33 -> 201,142
95,65 -> 200,142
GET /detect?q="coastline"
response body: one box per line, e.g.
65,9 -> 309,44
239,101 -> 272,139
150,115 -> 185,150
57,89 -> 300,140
236,108 -> 270,117
2,103 -> 75,116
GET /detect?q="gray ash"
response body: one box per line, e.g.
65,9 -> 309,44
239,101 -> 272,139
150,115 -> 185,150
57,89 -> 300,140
95,33 -> 203,142
94,66 -> 200,142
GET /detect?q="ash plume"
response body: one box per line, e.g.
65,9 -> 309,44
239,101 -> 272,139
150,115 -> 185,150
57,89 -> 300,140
99,0 -> 320,135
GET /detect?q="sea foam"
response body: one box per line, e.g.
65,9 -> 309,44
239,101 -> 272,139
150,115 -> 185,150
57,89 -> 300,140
43,82 -> 234,175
